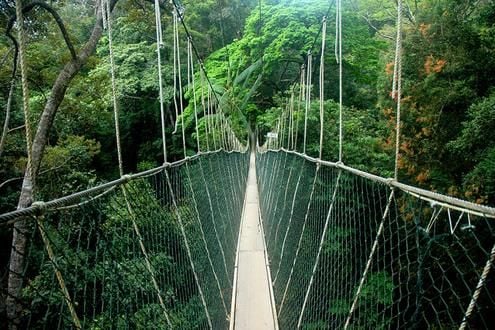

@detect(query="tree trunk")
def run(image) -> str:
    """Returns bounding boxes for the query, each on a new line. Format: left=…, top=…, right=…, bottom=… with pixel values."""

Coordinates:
left=6, top=2, right=118, bottom=328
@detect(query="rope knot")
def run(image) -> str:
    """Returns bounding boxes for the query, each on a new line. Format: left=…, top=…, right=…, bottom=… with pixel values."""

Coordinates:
left=121, top=174, right=132, bottom=182
left=32, top=201, right=47, bottom=216
left=386, top=178, right=396, bottom=187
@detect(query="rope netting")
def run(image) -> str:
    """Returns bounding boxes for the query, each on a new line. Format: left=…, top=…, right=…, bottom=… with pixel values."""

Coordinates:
left=0, top=150, right=249, bottom=329
left=256, top=150, right=495, bottom=329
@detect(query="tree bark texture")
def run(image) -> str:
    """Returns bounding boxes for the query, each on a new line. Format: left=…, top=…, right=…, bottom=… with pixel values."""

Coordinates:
left=6, top=1, right=118, bottom=328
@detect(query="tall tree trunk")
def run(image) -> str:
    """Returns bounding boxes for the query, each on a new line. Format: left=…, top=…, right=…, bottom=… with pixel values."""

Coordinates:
left=6, top=2, right=118, bottom=328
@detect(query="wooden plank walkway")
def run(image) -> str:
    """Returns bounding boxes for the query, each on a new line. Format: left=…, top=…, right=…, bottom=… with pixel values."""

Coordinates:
left=230, top=152, right=278, bottom=330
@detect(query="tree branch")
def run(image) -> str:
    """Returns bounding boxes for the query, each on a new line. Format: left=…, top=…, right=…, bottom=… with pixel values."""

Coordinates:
left=363, top=12, right=394, bottom=40
left=8, top=125, right=25, bottom=133
left=7, top=1, right=77, bottom=60
left=0, top=157, right=72, bottom=190
left=404, top=0, right=416, bottom=24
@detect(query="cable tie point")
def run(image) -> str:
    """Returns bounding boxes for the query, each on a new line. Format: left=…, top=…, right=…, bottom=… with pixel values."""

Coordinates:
left=386, top=178, right=396, bottom=187
left=32, top=201, right=47, bottom=215
left=121, top=174, right=132, bottom=182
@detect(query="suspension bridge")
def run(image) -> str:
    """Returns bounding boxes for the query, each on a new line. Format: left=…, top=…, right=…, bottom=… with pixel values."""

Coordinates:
left=1, top=0, right=495, bottom=329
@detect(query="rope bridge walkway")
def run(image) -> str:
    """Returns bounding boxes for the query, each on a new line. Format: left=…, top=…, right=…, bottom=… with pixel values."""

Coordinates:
left=2, top=0, right=495, bottom=329
left=1, top=147, right=494, bottom=329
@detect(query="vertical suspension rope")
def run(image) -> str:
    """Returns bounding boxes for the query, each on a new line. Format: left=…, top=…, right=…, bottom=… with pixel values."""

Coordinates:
left=208, top=87, right=217, bottom=150
left=154, top=0, right=167, bottom=163
left=289, top=87, right=295, bottom=150
left=337, top=0, right=343, bottom=162
left=393, top=0, right=403, bottom=180
left=104, top=0, right=123, bottom=176
left=303, top=52, right=312, bottom=154
left=318, top=17, right=327, bottom=160
left=105, top=2, right=172, bottom=325
left=281, top=109, right=286, bottom=149
left=172, top=8, right=179, bottom=134
left=188, top=39, right=201, bottom=152
left=295, top=64, right=305, bottom=151
left=174, top=8, right=187, bottom=157
left=15, top=0, right=33, bottom=182
left=200, top=68, right=210, bottom=151
left=285, top=103, right=291, bottom=150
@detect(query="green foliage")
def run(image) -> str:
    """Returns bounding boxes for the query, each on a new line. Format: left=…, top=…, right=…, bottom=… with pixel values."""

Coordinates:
left=328, top=271, right=394, bottom=329
left=38, top=135, right=100, bottom=196
left=448, top=93, right=495, bottom=204
left=259, top=98, right=393, bottom=176
left=378, top=0, right=495, bottom=200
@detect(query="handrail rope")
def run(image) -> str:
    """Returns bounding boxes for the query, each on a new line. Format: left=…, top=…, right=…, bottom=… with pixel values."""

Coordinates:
left=154, top=0, right=168, bottom=163
left=297, top=170, right=342, bottom=327
left=343, top=190, right=395, bottom=329
left=318, top=16, right=327, bottom=160
left=55, top=185, right=118, bottom=211
left=0, top=149, right=243, bottom=224
left=259, top=148, right=495, bottom=218
left=164, top=169, right=213, bottom=328
left=393, top=0, right=403, bottom=180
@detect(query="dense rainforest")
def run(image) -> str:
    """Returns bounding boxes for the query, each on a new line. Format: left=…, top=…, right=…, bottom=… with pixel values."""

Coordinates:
left=0, top=0, right=494, bottom=328
left=1, top=0, right=494, bottom=211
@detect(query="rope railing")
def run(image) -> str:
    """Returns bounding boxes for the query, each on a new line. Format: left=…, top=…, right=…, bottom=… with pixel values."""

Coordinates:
left=0, top=150, right=250, bottom=329
left=256, top=149, right=495, bottom=329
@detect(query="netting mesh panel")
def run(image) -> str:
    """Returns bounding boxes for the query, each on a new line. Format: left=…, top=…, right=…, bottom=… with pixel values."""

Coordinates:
left=1, top=151, right=249, bottom=329
left=257, top=150, right=495, bottom=329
